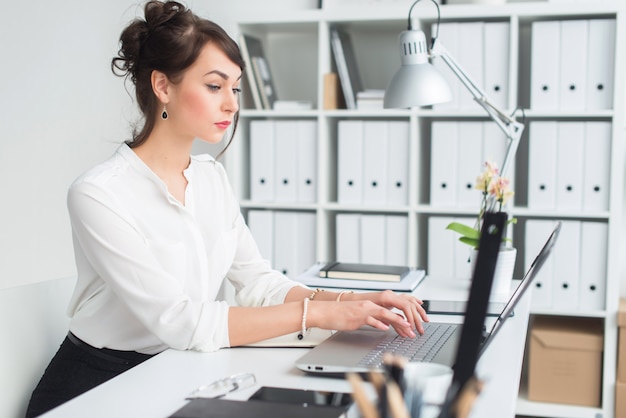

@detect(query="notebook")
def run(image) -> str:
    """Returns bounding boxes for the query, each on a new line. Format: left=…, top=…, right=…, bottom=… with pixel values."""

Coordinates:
left=295, top=215, right=561, bottom=374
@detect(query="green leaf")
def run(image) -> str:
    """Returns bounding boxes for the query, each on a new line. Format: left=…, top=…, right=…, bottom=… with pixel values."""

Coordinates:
left=459, top=236, right=480, bottom=248
left=507, top=217, right=518, bottom=226
left=446, top=222, right=480, bottom=240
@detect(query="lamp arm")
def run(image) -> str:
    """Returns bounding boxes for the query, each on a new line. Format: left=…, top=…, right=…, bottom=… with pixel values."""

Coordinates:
left=430, top=41, right=524, bottom=183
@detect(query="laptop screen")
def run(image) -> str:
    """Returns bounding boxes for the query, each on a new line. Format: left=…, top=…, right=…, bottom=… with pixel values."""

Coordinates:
left=477, top=221, right=561, bottom=358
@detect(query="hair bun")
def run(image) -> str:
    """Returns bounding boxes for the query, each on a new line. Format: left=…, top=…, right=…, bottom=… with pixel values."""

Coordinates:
left=111, top=1, right=187, bottom=79
left=144, top=1, right=186, bottom=32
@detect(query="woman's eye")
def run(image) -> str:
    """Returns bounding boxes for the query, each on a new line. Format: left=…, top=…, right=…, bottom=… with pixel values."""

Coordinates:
left=206, top=84, right=220, bottom=92
left=233, top=87, right=242, bottom=94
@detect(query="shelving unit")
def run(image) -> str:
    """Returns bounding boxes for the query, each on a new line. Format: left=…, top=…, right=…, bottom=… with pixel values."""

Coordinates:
left=227, top=2, right=626, bottom=417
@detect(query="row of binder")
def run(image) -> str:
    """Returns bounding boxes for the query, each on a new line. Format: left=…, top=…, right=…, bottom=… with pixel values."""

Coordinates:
left=246, top=210, right=316, bottom=279
left=432, top=21, right=510, bottom=111
left=336, top=213, right=408, bottom=266
left=248, top=212, right=608, bottom=310
left=525, top=219, right=607, bottom=312
left=531, top=18, right=615, bottom=111
left=249, top=120, right=317, bottom=203
left=337, top=120, right=410, bottom=206
left=528, top=121, right=611, bottom=212
left=430, top=121, right=513, bottom=209
left=430, top=120, right=612, bottom=213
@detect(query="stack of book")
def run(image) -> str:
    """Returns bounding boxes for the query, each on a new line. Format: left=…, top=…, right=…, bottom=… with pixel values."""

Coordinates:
left=356, top=89, right=385, bottom=110
left=296, top=262, right=425, bottom=292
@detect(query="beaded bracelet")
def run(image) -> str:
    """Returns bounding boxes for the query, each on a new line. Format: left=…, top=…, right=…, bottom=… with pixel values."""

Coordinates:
left=308, top=288, right=324, bottom=301
left=298, top=297, right=310, bottom=340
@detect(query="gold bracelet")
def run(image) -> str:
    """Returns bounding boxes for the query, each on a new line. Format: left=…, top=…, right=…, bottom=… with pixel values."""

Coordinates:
left=336, top=290, right=354, bottom=302
left=309, top=288, right=324, bottom=301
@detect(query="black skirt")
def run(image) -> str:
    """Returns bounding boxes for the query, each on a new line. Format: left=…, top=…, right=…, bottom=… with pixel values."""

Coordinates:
left=25, top=333, right=155, bottom=418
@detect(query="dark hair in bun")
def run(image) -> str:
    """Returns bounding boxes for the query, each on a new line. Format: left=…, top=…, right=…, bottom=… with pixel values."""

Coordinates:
left=112, top=1, right=244, bottom=152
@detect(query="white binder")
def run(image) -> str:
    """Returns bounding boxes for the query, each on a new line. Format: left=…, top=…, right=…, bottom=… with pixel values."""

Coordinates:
left=433, top=22, right=460, bottom=110
left=559, top=20, right=589, bottom=111
left=458, top=22, right=484, bottom=111
left=295, top=212, right=317, bottom=275
left=360, top=214, right=386, bottom=265
left=296, top=121, right=318, bottom=203
left=335, top=213, right=360, bottom=263
left=246, top=210, right=274, bottom=264
left=273, top=211, right=299, bottom=278
left=578, top=221, right=607, bottom=311
left=556, top=122, right=584, bottom=211
left=385, top=215, right=408, bottom=266
left=482, top=122, right=515, bottom=205
left=430, top=121, right=458, bottom=207
left=452, top=216, right=476, bottom=280
left=249, top=120, right=275, bottom=202
left=482, top=122, right=508, bottom=166
left=456, top=122, right=483, bottom=209
left=427, top=216, right=456, bottom=278
left=552, top=220, right=581, bottom=310
left=386, top=121, right=410, bottom=206
left=586, top=19, right=615, bottom=110
left=583, top=122, right=611, bottom=212
left=530, top=21, right=560, bottom=110
left=483, top=22, right=510, bottom=110
left=274, top=121, right=298, bottom=202
left=362, top=121, right=388, bottom=205
left=337, top=120, right=364, bottom=204
left=528, top=122, right=558, bottom=210
left=525, top=220, right=556, bottom=310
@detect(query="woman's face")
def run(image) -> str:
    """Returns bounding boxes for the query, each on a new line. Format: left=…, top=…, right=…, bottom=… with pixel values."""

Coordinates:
left=167, top=42, right=242, bottom=144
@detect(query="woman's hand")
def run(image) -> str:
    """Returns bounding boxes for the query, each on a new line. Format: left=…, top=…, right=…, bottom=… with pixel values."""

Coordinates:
left=306, top=290, right=428, bottom=338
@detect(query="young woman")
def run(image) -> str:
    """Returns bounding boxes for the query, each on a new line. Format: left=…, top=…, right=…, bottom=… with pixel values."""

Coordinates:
left=26, top=1, right=428, bottom=416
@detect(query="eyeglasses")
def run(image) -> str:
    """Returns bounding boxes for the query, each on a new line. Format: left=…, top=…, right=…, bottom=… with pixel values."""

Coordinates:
left=186, top=372, right=256, bottom=399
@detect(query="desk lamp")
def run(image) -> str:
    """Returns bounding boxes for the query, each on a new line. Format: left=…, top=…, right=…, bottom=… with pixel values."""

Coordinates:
left=384, top=0, right=524, bottom=208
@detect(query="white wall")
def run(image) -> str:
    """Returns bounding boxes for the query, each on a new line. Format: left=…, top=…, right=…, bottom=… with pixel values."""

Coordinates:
left=0, top=0, right=138, bottom=289
left=0, top=0, right=318, bottom=290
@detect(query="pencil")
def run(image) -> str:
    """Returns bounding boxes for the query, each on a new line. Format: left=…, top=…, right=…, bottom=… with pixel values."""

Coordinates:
left=369, top=371, right=388, bottom=418
left=386, top=380, right=411, bottom=418
left=347, top=372, right=379, bottom=418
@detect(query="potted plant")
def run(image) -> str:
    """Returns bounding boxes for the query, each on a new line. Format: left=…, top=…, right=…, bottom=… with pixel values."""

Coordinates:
left=446, top=161, right=517, bottom=294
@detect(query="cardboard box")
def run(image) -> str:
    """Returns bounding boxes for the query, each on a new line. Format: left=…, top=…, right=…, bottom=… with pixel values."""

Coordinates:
left=528, top=316, right=604, bottom=407
left=618, top=299, right=626, bottom=383
left=617, top=381, right=626, bottom=418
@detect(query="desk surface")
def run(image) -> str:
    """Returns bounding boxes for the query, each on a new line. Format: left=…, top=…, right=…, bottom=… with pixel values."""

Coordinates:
left=42, top=277, right=531, bottom=418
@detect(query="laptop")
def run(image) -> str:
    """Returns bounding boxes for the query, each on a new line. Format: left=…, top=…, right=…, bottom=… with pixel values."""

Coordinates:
left=295, top=215, right=561, bottom=375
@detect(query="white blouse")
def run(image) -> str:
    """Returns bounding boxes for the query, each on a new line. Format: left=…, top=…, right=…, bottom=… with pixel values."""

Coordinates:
left=66, top=144, right=301, bottom=354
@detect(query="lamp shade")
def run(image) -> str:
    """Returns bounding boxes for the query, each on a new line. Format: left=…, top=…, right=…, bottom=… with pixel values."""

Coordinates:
left=383, top=29, right=452, bottom=108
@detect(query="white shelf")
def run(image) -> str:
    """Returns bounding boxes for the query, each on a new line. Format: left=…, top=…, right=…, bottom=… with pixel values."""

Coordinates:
left=516, top=382, right=604, bottom=418
left=232, top=3, right=626, bottom=417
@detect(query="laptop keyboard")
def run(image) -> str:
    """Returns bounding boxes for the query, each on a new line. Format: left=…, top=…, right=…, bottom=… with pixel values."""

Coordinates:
left=357, top=323, right=457, bottom=367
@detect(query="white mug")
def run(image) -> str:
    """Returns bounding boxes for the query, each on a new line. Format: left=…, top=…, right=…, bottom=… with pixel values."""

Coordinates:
left=401, top=362, right=453, bottom=417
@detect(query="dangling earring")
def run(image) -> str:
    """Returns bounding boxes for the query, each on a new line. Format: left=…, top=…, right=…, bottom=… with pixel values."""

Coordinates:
left=161, top=105, right=168, bottom=120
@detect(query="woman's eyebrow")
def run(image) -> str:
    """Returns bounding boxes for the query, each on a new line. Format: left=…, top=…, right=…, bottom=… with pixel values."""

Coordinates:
left=204, top=69, right=229, bottom=79
left=204, top=69, right=243, bottom=81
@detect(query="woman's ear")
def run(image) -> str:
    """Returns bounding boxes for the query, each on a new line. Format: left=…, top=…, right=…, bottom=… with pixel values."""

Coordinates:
left=151, top=70, right=170, bottom=104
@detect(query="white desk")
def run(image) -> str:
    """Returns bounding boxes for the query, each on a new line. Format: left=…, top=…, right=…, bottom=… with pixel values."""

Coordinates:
left=42, top=277, right=531, bottom=418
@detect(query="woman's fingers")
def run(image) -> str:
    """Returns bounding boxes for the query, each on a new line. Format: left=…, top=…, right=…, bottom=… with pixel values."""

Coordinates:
left=369, top=306, right=416, bottom=338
